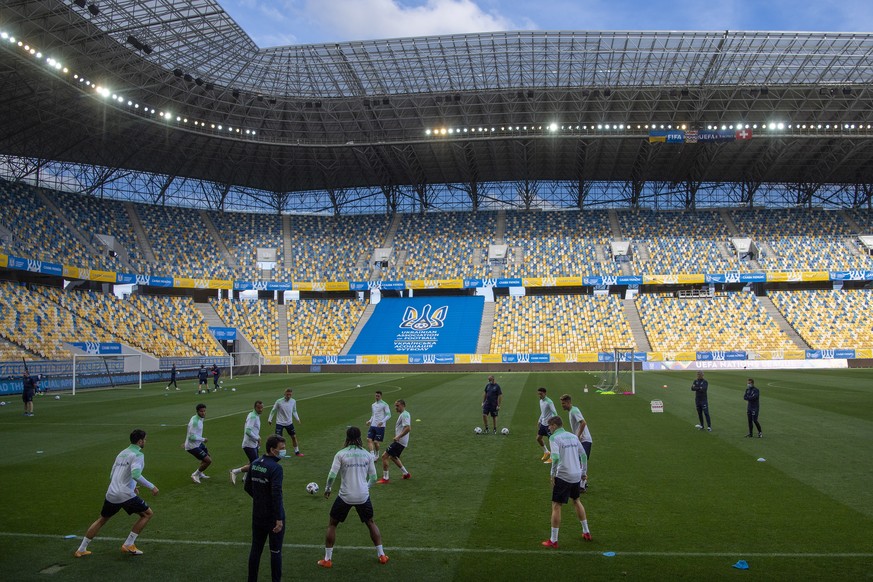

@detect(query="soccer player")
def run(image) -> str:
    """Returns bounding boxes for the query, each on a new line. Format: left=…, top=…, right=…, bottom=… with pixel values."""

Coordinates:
left=536, top=387, right=557, bottom=463
left=377, top=399, right=411, bottom=483
left=366, top=390, right=391, bottom=456
left=744, top=378, right=763, bottom=438
left=197, top=364, right=209, bottom=394
left=691, top=371, right=712, bottom=431
left=560, top=394, right=593, bottom=491
left=245, top=435, right=286, bottom=582
left=185, top=403, right=212, bottom=483
left=267, top=388, right=304, bottom=456
left=231, top=400, right=264, bottom=485
left=211, top=363, right=221, bottom=390
left=318, top=426, right=389, bottom=568
left=21, top=369, right=36, bottom=417
left=482, top=375, right=503, bottom=434
left=541, top=416, right=591, bottom=548
left=74, top=429, right=159, bottom=557
left=166, top=363, right=179, bottom=391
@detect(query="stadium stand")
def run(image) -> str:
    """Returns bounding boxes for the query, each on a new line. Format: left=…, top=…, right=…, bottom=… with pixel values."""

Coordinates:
left=274, top=214, right=390, bottom=282
left=135, top=203, right=233, bottom=279
left=128, top=295, right=224, bottom=356
left=386, top=211, right=497, bottom=279
left=0, top=336, right=32, bottom=361
left=211, top=299, right=279, bottom=356
left=769, top=289, right=873, bottom=349
left=286, top=299, right=366, bottom=355
left=208, top=210, right=283, bottom=280
left=0, top=181, right=95, bottom=268
left=617, top=209, right=739, bottom=274
left=503, top=210, right=620, bottom=277
left=637, top=292, right=796, bottom=352
left=490, top=294, right=635, bottom=353
left=731, top=208, right=873, bottom=271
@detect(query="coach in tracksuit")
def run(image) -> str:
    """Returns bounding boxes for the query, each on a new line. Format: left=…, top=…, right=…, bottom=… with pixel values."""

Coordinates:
left=744, top=378, right=763, bottom=438
left=244, top=435, right=286, bottom=582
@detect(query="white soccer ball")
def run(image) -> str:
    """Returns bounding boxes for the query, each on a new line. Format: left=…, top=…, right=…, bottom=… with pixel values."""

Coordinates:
left=219, top=380, right=224, bottom=385
left=474, top=427, right=482, bottom=434
left=0, top=401, right=6, bottom=406
left=54, top=395, right=60, bottom=400
left=501, top=428, right=510, bottom=435
left=306, top=482, right=319, bottom=494
left=231, top=388, right=236, bottom=392
left=356, top=384, right=361, bottom=388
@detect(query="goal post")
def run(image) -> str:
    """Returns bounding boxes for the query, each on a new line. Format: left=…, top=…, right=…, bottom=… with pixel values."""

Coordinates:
left=72, top=353, right=144, bottom=395
left=230, top=351, right=263, bottom=379
left=597, top=347, right=636, bottom=394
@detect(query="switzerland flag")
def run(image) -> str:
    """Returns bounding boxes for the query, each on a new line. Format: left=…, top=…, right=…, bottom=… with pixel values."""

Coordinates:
left=735, top=128, right=753, bottom=140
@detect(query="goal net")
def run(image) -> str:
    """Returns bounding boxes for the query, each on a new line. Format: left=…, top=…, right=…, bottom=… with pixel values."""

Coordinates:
left=596, top=347, right=636, bottom=394
left=72, top=354, right=145, bottom=395
left=230, top=351, right=263, bottom=379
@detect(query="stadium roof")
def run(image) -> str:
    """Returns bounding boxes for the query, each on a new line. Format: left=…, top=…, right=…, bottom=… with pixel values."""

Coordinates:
left=1, top=0, right=873, bottom=212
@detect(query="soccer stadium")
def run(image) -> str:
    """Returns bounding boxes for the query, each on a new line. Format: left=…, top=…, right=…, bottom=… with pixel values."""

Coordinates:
left=1, top=1, right=872, bottom=580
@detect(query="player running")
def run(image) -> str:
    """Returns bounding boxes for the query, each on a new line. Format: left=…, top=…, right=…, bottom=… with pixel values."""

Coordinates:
left=377, top=400, right=411, bottom=483
left=268, top=388, right=304, bottom=457
left=366, top=391, right=392, bottom=456
left=536, top=387, right=558, bottom=463
left=185, top=403, right=212, bottom=483
left=560, top=394, right=593, bottom=491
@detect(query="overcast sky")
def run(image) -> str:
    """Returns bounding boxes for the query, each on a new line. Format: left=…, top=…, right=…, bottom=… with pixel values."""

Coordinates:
left=217, top=0, right=873, bottom=47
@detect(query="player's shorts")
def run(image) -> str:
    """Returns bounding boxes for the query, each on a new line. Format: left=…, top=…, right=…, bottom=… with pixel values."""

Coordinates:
left=243, top=446, right=259, bottom=463
left=482, top=403, right=499, bottom=417
left=385, top=442, right=406, bottom=458
left=582, top=441, right=592, bottom=459
left=186, top=443, right=209, bottom=460
left=198, top=378, right=208, bottom=385
left=330, top=496, right=374, bottom=523
left=275, top=423, right=296, bottom=437
left=537, top=423, right=551, bottom=437
left=367, top=426, right=386, bottom=442
left=747, top=408, right=759, bottom=419
left=552, top=477, right=582, bottom=504
left=101, top=496, right=149, bottom=518
left=22, top=390, right=34, bottom=403
left=695, top=400, right=709, bottom=412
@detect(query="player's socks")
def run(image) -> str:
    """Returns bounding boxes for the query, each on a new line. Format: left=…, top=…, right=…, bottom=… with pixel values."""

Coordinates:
left=383, top=471, right=389, bottom=480
left=124, top=532, right=138, bottom=546
left=325, top=547, right=333, bottom=560
left=550, top=527, right=559, bottom=543
left=400, top=466, right=409, bottom=476
left=77, top=537, right=92, bottom=553
left=581, top=520, right=589, bottom=534
left=375, top=545, right=384, bottom=557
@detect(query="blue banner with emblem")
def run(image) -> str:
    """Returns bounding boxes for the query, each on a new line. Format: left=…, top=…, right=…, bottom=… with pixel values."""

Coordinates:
left=7, top=255, right=64, bottom=276
left=806, top=349, right=855, bottom=359
left=209, top=327, right=237, bottom=340
left=829, top=271, right=873, bottom=281
left=68, top=342, right=122, bottom=355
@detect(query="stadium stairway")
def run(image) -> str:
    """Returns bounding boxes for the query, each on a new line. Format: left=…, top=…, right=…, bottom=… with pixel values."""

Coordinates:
left=716, top=241, right=735, bottom=261
left=382, top=214, right=402, bottom=247
left=340, top=303, right=376, bottom=355
left=476, top=301, right=495, bottom=353
left=495, top=209, right=506, bottom=243
left=622, top=298, right=651, bottom=352
left=608, top=210, right=622, bottom=239
left=757, top=295, right=810, bottom=350
left=125, top=202, right=157, bottom=264
left=277, top=303, right=289, bottom=357
left=281, top=215, right=292, bottom=273
left=840, top=209, right=863, bottom=233
left=35, top=189, right=109, bottom=266
left=193, top=302, right=240, bottom=355
left=719, top=208, right=741, bottom=237
left=199, top=210, right=237, bottom=274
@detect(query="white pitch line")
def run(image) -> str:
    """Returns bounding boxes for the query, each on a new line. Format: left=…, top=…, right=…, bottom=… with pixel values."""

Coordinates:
left=1, top=532, right=871, bottom=558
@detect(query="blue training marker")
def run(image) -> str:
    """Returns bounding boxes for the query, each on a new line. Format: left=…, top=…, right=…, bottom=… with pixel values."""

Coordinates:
left=732, top=560, right=750, bottom=570
left=603, top=551, right=616, bottom=557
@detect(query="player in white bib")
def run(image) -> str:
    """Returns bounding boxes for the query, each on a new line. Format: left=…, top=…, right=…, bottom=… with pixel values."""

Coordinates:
left=317, top=426, right=388, bottom=568
left=74, top=429, right=159, bottom=557
left=377, top=399, right=411, bottom=483
left=230, top=400, right=264, bottom=485
left=184, top=403, right=211, bottom=483
left=536, top=387, right=558, bottom=463
left=541, top=416, right=591, bottom=548
left=366, top=390, right=392, bottom=456
left=268, top=388, right=304, bottom=456
left=560, top=394, right=593, bottom=491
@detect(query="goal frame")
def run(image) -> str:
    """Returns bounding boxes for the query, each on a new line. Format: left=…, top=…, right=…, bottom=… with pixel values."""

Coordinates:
left=598, top=347, right=636, bottom=394
left=230, top=351, right=263, bottom=379
left=72, top=353, right=143, bottom=395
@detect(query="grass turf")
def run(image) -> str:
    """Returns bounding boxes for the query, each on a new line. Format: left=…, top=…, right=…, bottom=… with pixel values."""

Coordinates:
left=0, top=369, right=872, bottom=581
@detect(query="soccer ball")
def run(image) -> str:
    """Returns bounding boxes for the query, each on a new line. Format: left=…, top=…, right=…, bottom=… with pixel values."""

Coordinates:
left=54, top=395, right=60, bottom=400
left=474, top=427, right=483, bottom=434
left=231, top=388, right=237, bottom=392
left=219, top=380, right=224, bottom=385
left=356, top=384, right=361, bottom=388
left=306, top=482, right=319, bottom=494
left=501, top=428, right=510, bottom=435
left=0, top=401, right=6, bottom=406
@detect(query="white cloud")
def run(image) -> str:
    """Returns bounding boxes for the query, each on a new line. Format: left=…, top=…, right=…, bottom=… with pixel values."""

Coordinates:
left=303, top=0, right=518, bottom=42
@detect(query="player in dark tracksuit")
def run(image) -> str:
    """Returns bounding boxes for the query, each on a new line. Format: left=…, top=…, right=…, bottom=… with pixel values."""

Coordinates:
left=22, top=371, right=36, bottom=416
left=244, top=436, right=286, bottom=582
left=691, top=371, right=712, bottom=431
left=166, top=364, right=178, bottom=390
left=197, top=365, right=209, bottom=394
left=744, top=378, right=763, bottom=438
left=211, top=364, right=221, bottom=390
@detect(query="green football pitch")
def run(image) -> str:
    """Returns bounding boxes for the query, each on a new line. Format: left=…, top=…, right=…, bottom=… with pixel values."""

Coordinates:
left=1, top=369, right=872, bottom=581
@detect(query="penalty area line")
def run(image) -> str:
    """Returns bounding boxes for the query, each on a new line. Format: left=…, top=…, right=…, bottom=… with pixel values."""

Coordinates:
left=1, top=533, right=871, bottom=558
